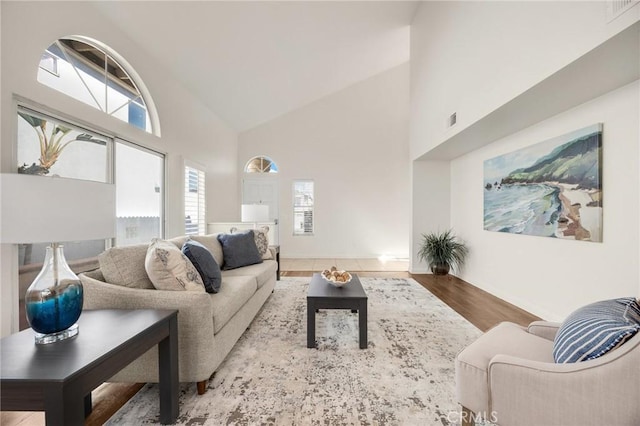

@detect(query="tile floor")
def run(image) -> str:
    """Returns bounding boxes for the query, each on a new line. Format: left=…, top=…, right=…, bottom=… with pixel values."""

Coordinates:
left=280, top=258, right=409, bottom=272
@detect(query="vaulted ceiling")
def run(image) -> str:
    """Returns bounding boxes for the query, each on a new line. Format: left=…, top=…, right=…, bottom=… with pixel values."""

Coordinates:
left=92, top=1, right=418, bottom=131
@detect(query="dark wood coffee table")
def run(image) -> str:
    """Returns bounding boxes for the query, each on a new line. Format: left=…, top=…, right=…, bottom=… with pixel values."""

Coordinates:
left=307, top=273, right=368, bottom=349
left=0, top=309, right=179, bottom=425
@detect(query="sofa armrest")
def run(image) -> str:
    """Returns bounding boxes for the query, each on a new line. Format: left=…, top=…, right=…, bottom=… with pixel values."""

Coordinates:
left=526, top=320, right=562, bottom=341
left=80, top=273, right=215, bottom=369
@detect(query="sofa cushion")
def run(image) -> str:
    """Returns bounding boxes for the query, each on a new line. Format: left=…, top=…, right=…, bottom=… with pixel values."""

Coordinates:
left=190, top=234, right=224, bottom=266
left=553, top=297, right=640, bottom=363
left=167, top=235, right=188, bottom=248
left=221, top=260, right=277, bottom=289
left=145, top=239, right=205, bottom=292
left=253, top=226, right=273, bottom=260
left=233, top=226, right=272, bottom=260
left=182, top=239, right=222, bottom=293
left=209, top=275, right=257, bottom=333
left=217, top=231, right=263, bottom=270
left=98, top=243, right=154, bottom=289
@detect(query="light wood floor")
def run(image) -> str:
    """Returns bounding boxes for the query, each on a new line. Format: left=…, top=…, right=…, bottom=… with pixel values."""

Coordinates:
left=2, top=269, right=539, bottom=426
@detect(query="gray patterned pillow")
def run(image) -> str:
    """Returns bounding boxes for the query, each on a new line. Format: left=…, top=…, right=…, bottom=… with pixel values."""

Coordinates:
left=254, top=226, right=272, bottom=260
left=145, top=238, right=205, bottom=292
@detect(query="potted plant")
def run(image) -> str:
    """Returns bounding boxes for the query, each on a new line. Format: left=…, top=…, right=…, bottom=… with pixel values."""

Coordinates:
left=418, top=229, right=468, bottom=275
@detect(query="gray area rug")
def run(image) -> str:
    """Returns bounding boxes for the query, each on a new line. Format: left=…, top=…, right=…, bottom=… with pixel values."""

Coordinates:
left=106, top=277, right=482, bottom=425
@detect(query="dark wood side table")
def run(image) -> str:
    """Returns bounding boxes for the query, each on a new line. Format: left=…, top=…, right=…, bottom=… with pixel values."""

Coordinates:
left=0, top=309, right=179, bottom=425
left=270, top=245, right=280, bottom=280
left=307, top=273, right=368, bottom=349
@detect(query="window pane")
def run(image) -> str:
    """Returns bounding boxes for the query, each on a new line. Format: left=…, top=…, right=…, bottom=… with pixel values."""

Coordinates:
left=39, top=52, right=58, bottom=76
left=185, top=166, right=205, bottom=235
left=293, top=181, right=314, bottom=235
left=116, top=142, right=164, bottom=246
left=245, top=156, right=279, bottom=173
left=37, top=39, right=153, bottom=134
left=17, top=109, right=109, bottom=182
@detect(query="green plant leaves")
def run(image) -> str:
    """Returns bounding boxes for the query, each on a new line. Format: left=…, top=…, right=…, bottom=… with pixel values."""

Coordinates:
left=418, top=229, right=468, bottom=273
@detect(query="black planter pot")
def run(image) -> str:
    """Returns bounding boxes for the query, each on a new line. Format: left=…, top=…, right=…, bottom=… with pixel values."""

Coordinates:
left=430, top=263, right=450, bottom=275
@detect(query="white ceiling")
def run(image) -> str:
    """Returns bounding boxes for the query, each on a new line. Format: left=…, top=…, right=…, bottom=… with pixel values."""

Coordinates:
left=92, top=1, right=418, bottom=132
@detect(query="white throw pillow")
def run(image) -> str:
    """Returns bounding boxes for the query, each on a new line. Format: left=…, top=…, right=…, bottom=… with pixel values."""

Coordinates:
left=145, top=238, right=205, bottom=292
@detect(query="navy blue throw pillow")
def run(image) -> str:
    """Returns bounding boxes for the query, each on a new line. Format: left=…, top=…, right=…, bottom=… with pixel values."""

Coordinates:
left=217, top=230, right=263, bottom=270
left=553, top=297, right=640, bottom=363
left=182, top=239, right=222, bottom=293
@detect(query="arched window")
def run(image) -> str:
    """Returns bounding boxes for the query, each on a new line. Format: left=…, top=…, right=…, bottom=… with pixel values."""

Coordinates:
left=37, top=37, right=160, bottom=136
left=245, top=156, right=279, bottom=173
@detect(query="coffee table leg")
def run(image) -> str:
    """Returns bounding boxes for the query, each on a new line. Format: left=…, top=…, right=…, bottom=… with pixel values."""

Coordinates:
left=159, top=315, right=179, bottom=424
left=359, top=301, right=367, bottom=349
left=84, top=393, right=92, bottom=417
left=43, top=385, right=84, bottom=426
left=307, top=299, right=316, bottom=348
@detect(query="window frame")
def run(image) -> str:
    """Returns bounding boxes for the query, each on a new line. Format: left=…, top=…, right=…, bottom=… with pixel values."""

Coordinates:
left=16, top=101, right=167, bottom=249
left=292, top=180, right=314, bottom=236
left=36, top=36, right=161, bottom=136
left=244, top=155, right=279, bottom=174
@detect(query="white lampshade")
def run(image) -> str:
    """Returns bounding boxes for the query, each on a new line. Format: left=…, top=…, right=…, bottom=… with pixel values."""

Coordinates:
left=241, top=204, right=269, bottom=223
left=0, top=174, right=116, bottom=243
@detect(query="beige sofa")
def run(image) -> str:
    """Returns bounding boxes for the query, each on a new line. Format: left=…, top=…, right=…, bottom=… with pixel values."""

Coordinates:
left=79, top=234, right=277, bottom=394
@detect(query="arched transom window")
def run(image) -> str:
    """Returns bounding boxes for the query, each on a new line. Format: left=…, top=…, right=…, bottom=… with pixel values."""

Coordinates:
left=37, top=37, right=160, bottom=135
left=245, top=156, right=279, bottom=173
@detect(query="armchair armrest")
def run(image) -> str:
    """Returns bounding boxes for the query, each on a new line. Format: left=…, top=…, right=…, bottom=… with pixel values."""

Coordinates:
left=487, top=335, right=640, bottom=426
left=527, top=320, right=562, bottom=341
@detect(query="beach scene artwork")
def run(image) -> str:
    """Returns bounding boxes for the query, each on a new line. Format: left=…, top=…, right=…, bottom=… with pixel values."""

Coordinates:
left=484, top=124, right=603, bottom=242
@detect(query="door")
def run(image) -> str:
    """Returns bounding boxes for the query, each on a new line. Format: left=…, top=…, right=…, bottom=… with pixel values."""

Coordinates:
left=242, top=177, right=279, bottom=222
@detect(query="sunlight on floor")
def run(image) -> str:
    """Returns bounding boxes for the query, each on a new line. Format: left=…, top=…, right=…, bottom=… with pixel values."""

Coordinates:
left=280, top=258, right=409, bottom=272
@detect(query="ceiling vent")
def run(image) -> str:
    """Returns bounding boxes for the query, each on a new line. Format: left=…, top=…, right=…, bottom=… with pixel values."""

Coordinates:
left=606, top=0, right=639, bottom=22
left=448, top=112, right=457, bottom=128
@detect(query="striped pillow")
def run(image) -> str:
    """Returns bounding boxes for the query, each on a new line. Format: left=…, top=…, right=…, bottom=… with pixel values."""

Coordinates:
left=553, top=297, right=640, bottom=363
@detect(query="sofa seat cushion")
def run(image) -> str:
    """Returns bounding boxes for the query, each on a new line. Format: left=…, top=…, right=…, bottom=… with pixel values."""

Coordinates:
left=455, top=322, right=554, bottom=414
left=210, top=275, right=257, bottom=333
left=98, top=243, right=154, bottom=289
left=221, top=260, right=277, bottom=289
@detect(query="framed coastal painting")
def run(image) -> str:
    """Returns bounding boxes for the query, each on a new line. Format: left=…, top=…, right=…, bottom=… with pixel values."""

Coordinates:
left=483, top=124, right=603, bottom=242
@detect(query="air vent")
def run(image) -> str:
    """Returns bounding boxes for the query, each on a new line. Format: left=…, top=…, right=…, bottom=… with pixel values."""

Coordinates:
left=448, top=112, right=457, bottom=128
left=606, top=0, right=639, bottom=22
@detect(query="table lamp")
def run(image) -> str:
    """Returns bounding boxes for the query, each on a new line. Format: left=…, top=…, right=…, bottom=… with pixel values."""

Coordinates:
left=241, top=204, right=269, bottom=229
left=0, top=174, right=115, bottom=344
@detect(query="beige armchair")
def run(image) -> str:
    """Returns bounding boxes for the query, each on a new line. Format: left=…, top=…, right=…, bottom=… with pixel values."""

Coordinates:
left=455, top=320, right=640, bottom=426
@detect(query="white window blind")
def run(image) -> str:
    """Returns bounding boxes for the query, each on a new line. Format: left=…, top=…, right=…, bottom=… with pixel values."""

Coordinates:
left=293, top=180, right=314, bottom=235
left=185, top=165, right=205, bottom=235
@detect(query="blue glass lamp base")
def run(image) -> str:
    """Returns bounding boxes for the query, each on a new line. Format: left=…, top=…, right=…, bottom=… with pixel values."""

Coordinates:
left=34, top=323, right=79, bottom=344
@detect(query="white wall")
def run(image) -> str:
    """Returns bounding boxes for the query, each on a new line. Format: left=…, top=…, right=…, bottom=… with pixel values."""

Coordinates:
left=410, top=160, right=451, bottom=273
left=0, top=1, right=239, bottom=335
left=239, top=64, right=410, bottom=259
left=451, top=82, right=639, bottom=321
left=409, top=1, right=640, bottom=320
left=410, top=1, right=639, bottom=160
